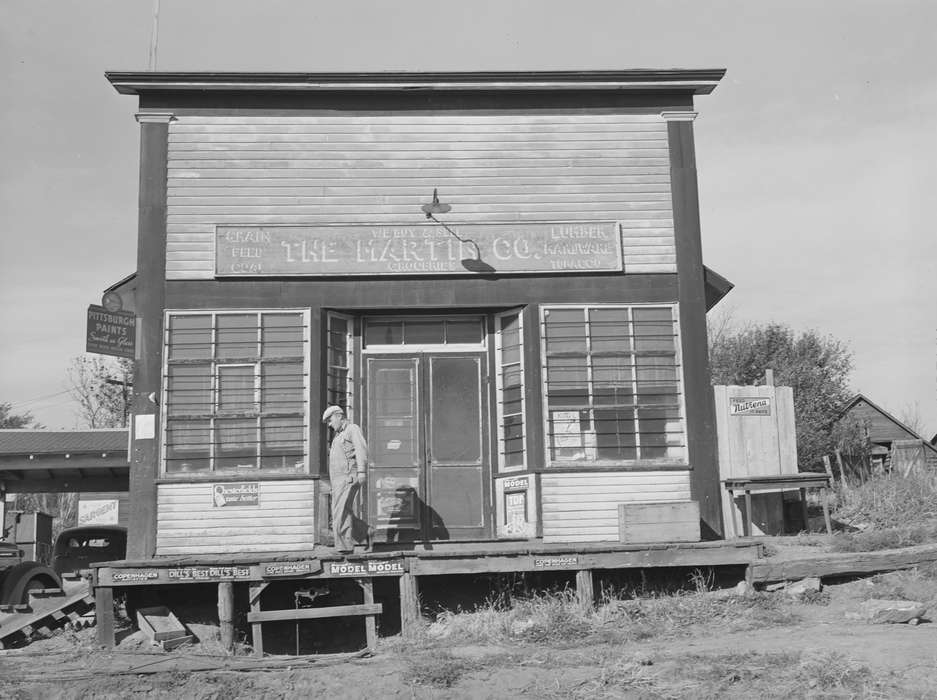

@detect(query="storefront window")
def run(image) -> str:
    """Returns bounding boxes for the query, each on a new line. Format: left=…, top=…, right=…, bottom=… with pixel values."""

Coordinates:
left=541, top=305, right=686, bottom=466
left=326, top=312, right=355, bottom=419
left=495, top=310, right=526, bottom=470
left=163, top=310, right=309, bottom=475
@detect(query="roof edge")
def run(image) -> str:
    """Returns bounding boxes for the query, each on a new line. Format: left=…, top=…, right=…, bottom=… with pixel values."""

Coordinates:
left=838, top=394, right=937, bottom=455
left=104, top=69, right=726, bottom=96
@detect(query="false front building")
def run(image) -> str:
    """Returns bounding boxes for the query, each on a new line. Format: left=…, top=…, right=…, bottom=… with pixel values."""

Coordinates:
left=106, top=70, right=732, bottom=561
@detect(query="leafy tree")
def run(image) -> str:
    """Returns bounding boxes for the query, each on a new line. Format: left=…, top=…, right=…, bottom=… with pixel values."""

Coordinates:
left=66, top=355, right=133, bottom=428
left=0, top=402, right=42, bottom=429
left=708, top=319, right=853, bottom=472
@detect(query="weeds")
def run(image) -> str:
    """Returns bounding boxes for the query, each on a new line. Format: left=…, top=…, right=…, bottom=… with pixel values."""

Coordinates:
left=421, top=585, right=795, bottom=649
left=529, top=650, right=896, bottom=699
left=829, top=524, right=937, bottom=553
left=401, top=652, right=470, bottom=688
left=835, top=470, right=937, bottom=530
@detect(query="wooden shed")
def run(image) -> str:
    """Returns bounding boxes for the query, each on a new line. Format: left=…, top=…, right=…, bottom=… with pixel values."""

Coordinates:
left=837, top=394, right=937, bottom=474
left=94, top=70, right=759, bottom=650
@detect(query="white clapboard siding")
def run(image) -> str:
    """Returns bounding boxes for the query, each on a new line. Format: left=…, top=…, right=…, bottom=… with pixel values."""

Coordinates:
left=541, top=471, right=691, bottom=543
left=156, top=480, right=316, bottom=555
left=165, top=114, right=675, bottom=279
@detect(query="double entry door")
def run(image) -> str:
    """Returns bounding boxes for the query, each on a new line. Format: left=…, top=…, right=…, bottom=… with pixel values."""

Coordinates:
left=365, top=353, right=489, bottom=542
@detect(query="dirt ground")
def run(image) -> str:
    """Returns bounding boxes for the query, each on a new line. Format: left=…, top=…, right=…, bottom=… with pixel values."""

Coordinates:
left=1, top=570, right=935, bottom=700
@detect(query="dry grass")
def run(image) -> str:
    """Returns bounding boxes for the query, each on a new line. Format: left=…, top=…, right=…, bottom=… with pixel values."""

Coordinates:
left=857, top=564, right=937, bottom=609
left=829, top=524, right=937, bottom=553
left=835, top=470, right=937, bottom=530
left=528, top=650, right=900, bottom=700
left=420, top=585, right=794, bottom=648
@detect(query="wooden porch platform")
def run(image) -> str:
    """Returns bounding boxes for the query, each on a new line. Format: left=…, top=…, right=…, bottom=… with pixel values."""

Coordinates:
left=92, top=539, right=765, bottom=654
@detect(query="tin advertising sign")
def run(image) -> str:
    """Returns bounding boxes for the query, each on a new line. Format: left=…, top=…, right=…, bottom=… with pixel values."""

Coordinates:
left=215, top=222, right=622, bottom=277
left=86, top=305, right=135, bottom=359
left=729, top=397, right=773, bottom=417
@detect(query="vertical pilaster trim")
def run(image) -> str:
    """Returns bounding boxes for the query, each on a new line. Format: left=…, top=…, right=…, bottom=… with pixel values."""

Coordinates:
left=128, top=111, right=172, bottom=559
left=667, top=118, right=723, bottom=539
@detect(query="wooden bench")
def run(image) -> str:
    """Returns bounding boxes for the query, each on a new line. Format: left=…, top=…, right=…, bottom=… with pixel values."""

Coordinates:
left=723, top=473, right=833, bottom=537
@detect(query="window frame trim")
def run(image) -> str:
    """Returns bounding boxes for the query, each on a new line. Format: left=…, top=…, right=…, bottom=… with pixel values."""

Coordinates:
left=160, top=308, right=311, bottom=478
left=538, top=302, right=689, bottom=469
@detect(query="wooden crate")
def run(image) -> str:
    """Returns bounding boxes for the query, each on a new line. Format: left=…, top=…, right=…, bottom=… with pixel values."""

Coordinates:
left=618, top=502, right=700, bottom=544
left=136, top=606, right=188, bottom=644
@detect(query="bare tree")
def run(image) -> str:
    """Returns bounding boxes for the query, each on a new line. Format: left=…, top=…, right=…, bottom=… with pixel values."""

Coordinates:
left=898, top=401, right=926, bottom=436
left=66, top=355, right=133, bottom=428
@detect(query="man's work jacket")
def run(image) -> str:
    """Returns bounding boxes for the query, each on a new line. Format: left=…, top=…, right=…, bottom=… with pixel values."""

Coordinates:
left=328, top=421, right=368, bottom=485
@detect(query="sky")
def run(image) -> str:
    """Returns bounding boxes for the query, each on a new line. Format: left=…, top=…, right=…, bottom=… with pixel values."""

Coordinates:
left=1, top=0, right=935, bottom=438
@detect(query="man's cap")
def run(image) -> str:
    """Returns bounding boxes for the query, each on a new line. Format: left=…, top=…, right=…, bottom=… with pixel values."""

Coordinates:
left=322, top=405, right=344, bottom=423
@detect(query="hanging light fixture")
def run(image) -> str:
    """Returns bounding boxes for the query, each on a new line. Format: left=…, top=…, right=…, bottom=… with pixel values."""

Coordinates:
left=419, top=189, right=495, bottom=274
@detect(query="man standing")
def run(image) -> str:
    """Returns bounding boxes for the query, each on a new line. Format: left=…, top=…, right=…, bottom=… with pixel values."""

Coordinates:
left=323, top=405, right=368, bottom=553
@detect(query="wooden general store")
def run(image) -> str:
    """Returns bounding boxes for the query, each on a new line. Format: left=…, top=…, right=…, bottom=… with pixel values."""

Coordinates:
left=93, top=69, right=760, bottom=652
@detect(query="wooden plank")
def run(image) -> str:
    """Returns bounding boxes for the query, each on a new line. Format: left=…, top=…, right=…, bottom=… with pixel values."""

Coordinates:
left=156, top=542, right=311, bottom=556
left=750, top=543, right=937, bottom=583
left=575, top=570, right=594, bottom=611
left=398, top=572, right=420, bottom=638
left=218, top=582, right=235, bottom=654
left=359, top=579, right=377, bottom=651
left=249, top=583, right=265, bottom=658
left=95, top=586, right=114, bottom=649
left=409, top=545, right=761, bottom=576
left=247, top=603, right=382, bottom=623
left=542, top=492, right=691, bottom=505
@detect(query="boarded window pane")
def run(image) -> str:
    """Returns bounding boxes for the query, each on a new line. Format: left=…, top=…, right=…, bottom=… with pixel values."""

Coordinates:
left=262, top=362, right=304, bottom=413
left=218, top=366, right=254, bottom=413
left=634, top=307, right=676, bottom=353
left=446, top=318, right=483, bottom=344
left=544, top=308, right=586, bottom=354
left=167, top=365, right=211, bottom=415
left=165, top=419, right=210, bottom=472
left=261, top=418, right=304, bottom=470
left=589, top=308, right=630, bottom=353
left=546, top=357, right=588, bottom=407
left=262, top=313, right=303, bottom=357
left=365, top=320, right=402, bottom=345
left=594, top=409, right=638, bottom=460
left=217, top=314, right=257, bottom=359
left=404, top=319, right=445, bottom=344
left=168, top=315, right=211, bottom=360
left=216, top=418, right=257, bottom=469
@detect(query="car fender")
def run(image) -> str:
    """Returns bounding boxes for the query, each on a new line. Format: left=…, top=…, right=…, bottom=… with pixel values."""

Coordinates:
left=0, top=563, right=62, bottom=605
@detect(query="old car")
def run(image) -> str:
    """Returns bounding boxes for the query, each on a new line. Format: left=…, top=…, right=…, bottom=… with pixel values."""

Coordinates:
left=52, top=525, right=127, bottom=576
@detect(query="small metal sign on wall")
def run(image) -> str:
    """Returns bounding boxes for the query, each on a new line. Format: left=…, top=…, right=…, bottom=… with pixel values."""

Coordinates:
left=215, top=222, right=623, bottom=276
left=729, top=397, right=772, bottom=416
left=86, top=305, right=135, bottom=359
left=212, top=482, right=260, bottom=507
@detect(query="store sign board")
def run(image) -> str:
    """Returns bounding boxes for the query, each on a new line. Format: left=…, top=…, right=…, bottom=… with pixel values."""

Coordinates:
left=262, top=561, right=322, bottom=578
left=167, top=566, right=252, bottom=582
left=86, top=305, right=135, bottom=359
left=328, top=559, right=405, bottom=577
left=215, top=222, right=622, bottom=276
left=77, top=499, right=119, bottom=526
left=729, top=397, right=772, bottom=417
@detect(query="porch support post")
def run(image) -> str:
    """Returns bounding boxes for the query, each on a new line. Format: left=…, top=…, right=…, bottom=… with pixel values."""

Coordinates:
left=218, top=581, right=235, bottom=654
left=575, top=569, right=595, bottom=611
left=399, top=572, right=420, bottom=637
left=95, top=583, right=115, bottom=649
